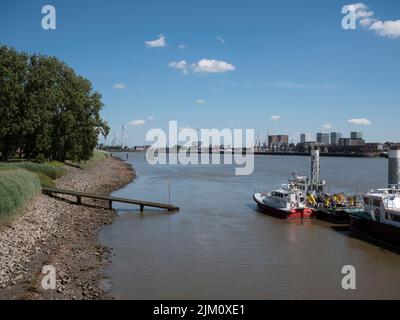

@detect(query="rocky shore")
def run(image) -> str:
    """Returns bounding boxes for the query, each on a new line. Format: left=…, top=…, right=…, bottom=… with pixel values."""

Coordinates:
left=0, top=156, right=135, bottom=300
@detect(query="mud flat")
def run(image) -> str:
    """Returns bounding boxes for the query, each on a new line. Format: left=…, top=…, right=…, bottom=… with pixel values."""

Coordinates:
left=0, top=156, right=134, bottom=300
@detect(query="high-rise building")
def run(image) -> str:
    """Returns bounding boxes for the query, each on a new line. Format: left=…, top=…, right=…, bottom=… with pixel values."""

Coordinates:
left=300, top=133, right=312, bottom=143
left=316, top=132, right=330, bottom=145
left=330, top=132, right=342, bottom=145
left=350, top=132, right=363, bottom=140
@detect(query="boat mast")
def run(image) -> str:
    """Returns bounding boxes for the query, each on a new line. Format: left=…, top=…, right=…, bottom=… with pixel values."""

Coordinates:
left=310, top=147, right=320, bottom=185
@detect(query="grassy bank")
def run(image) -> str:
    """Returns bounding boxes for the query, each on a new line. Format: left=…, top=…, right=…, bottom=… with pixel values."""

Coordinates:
left=67, top=149, right=109, bottom=168
left=0, top=150, right=107, bottom=220
left=0, top=169, right=41, bottom=220
left=0, top=162, right=66, bottom=220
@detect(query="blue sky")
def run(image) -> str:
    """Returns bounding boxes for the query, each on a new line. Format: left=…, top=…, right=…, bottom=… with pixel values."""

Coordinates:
left=1, top=0, right=399, bottom=145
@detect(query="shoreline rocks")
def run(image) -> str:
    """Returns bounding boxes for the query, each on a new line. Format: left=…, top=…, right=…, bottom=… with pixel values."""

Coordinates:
left=0, top=157, right=134, bottom=300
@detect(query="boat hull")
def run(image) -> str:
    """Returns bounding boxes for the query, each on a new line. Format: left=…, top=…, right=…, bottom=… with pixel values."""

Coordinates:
left=350, top=215, right=400, bottom=247
left=253, top=194, right=315, bottom=219
left=316, top=207, right=354, bottom=224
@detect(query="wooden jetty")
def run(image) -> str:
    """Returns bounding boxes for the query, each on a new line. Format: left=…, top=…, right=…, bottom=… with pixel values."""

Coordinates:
left=42, top=187, right=179, bottom=212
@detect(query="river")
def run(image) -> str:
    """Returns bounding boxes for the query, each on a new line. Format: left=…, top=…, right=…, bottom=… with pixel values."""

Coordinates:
left=99, top=152, right=400, bottom=299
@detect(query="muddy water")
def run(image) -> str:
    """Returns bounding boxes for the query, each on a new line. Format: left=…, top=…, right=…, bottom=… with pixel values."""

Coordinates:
left=100, top=153, right=400, bottom=299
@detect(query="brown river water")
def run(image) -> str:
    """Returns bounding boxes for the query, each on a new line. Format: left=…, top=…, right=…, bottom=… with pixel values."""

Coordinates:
left=99, top=152, right=400, bottom=299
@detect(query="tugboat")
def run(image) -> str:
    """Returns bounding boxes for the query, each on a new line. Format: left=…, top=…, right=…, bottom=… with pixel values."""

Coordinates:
left=253, top=148, right=324, bottom=219
left=253, top=183, right=315, bottom=219
left=348, top=148, right=400, bottom=246
left=254, top=148, right=363, bottom=221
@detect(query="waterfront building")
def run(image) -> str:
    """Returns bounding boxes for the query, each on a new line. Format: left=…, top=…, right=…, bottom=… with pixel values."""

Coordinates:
left=339, top=138, right=365, bottom=146
left=316, top=132, right=330, bottom=145
left=351, top=131, right=363, bottom=140
left=330, top=132, right=342, bottom=145
left=300, top=133, right=312, bottom=143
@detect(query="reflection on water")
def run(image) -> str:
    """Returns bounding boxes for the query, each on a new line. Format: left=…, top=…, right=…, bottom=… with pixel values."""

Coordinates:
left=99, top=153, right=400, bottom=299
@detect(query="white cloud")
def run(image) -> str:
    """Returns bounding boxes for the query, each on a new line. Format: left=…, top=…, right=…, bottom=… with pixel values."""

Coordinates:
left=346, top=3, right=400, bottom=38
left=148, top=116, right=155, bottom=121
left=145, top=34, right=166, bottom=48
left=270, top=115, right=281, bottom=121
left=348, top=118, right=371, bottom=125
left=323, top=124, right=333, bottom=129
left=113, top=83, right=126, bottom=89
left=369, top=20, right=400, bottom=39
left=128, top=119, right=146, bottom=126
left=168, top=60, right=189, bottom=74
left=217, top=36, right=225, bottom=44
left=178, top=44, right=187, bottom=49
left=191, top=59, right=236, bottom=74
left=195, top=99, right=206, bottom=105
left=169, top=59, right=236, bottom=74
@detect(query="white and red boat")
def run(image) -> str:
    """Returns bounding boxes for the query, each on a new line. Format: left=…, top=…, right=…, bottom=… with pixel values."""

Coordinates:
left=253, top=184, right=315, bottom=219
left=253, top=148, right=324, bottom=219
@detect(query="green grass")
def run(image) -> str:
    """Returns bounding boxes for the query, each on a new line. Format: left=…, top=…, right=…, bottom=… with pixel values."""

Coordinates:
left=48, top=161, right=64, bottom=167
left=0, top=169, right=41, bottom=219
left=91, top=149, right=109, bottom=161
left=0, top=162, right=66, bottom=179
left=36, top=172, right=56, bottom=188
left=67, top=149, right=109, bottom=168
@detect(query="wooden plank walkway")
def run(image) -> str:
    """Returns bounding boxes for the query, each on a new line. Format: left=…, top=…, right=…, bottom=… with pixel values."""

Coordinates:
left=42, top=187, right=179, bottom=212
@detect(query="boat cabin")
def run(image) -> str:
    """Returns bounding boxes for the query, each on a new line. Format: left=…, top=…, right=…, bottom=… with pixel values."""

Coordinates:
left=363, top=190, right=400, bottom=225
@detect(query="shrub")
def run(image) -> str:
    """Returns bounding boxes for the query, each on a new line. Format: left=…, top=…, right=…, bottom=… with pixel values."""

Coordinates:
left=92, top=150, right=109, bottom=161
left=36, top=172, right=55, bottom=188
left=0, top=169, right=41, bottom=219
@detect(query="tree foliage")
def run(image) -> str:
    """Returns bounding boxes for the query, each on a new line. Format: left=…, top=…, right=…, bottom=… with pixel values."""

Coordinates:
left=0, top=46, right=109, bottom=162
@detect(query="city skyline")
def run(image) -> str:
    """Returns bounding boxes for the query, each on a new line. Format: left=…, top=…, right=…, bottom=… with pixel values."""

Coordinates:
left=1, top=0, right=399, bottom=145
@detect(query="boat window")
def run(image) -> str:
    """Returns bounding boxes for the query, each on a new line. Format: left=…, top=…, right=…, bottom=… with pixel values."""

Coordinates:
left=300, top=197, right=305, bottom=203
left=391, top=214, right=400, bottom=223
left=363, top=197, right=369, bottom=205
left=373, top=199, right=381, bottom=207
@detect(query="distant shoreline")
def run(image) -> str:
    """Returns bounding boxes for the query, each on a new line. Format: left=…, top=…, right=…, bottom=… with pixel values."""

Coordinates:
left=104, top=150, right=387, bottom=159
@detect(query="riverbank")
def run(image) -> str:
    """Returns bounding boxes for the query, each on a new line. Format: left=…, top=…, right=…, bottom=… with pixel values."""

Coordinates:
left=0, top=156, right=135, bottom=300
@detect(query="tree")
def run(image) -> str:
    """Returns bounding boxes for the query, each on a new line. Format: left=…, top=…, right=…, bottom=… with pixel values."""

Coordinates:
left=0, top=46, right=29, bottom=160
left=0, top=46, right=110, bottom=162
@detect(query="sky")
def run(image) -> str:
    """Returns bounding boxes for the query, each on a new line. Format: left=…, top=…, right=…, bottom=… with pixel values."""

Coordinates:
left=0, top=0, right=399, bottom=146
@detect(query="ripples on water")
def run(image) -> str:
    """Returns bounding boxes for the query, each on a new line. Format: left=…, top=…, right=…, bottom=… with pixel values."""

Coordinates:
left=100, top=153, right=400, bottom=299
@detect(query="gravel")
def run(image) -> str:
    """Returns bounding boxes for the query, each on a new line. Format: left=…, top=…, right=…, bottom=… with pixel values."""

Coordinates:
left=0, top=157, right=134, bottom=299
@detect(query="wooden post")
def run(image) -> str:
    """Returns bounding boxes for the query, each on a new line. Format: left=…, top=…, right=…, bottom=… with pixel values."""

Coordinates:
left=109, top=200, right=113, bottom=210
left=140, top=204, right=144, bottom=212
left=77, top=196, right=81, bottom=205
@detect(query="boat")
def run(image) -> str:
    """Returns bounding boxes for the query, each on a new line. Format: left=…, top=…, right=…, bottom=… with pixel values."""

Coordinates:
left=313, top=193, right=364, bottom=224
left=253, top=147, right=362, bottom=221
left=253, top=149, right=323, bottom=219
left=349, top=186, right=400, bottom=246
left=253, top=184, right=315, bottom=219
left=291, top=148, right=362, bottom=223
left=348, top=148, right=400, bottom=246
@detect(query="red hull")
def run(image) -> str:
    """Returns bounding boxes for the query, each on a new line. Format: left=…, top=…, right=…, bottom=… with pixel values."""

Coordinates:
left=254, top=195, right=315, bottom=219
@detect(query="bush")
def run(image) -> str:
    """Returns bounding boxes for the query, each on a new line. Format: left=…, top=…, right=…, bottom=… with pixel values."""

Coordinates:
left=0, top=169, right=41, bottom=219
left=36, top=172, right=55, bottom=188
left=92, top=150, right=109, bottom=161
left=0, top=162, right=66, bottom=179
